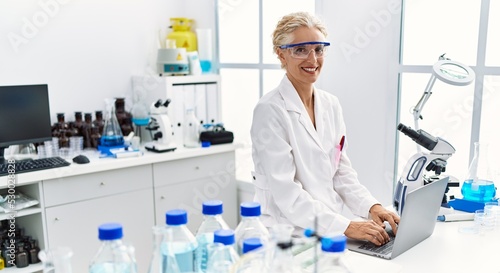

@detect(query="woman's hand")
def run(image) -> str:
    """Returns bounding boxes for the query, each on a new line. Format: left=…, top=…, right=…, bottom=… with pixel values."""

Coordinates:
left=344, top=220, right=391, bottom=246
left=369, top=204, right=400, bottom=235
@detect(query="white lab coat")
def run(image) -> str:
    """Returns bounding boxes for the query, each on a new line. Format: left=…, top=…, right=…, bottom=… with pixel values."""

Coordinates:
left=251, top=74, right=379, bottom=236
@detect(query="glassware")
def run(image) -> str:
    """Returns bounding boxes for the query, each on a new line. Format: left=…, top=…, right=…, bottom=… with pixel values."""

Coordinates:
left=101, top=99, right=125, bottom=147
left=196, top=200, right=230, bottom=273
left=461, top=142, right=497, bottom=202
left=206, top=229, right=239, bottom=273
left=317, top=236, right=352, bottom=273
left=38, top=246, right=74, bottom=273
left=234, top=202, right=269, bottom=255
left=93, top=110, right=105, bottom=136
left=89, top=223, right=137, bottom=273
left=165, top=209, right=198, bottom=273
left=115, top=98, right=134, bottom=136
left=147, top=226, right=180, bottom=273
left=184, top=109, right=200, bottom=148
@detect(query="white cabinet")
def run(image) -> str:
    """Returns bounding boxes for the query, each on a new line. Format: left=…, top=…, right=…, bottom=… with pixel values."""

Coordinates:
left=43, top=165, right=154, bottom=273
left=152, top=151, right=238, bottom=232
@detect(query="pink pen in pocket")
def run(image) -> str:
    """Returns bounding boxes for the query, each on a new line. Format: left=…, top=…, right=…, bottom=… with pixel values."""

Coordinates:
left=334, top=135, right=345, bottom=168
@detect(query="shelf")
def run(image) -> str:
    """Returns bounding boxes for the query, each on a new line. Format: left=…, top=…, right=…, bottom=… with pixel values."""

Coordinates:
left=3, top=263, right=43, bottom=273
left=0, top=207, right=42, bottom=221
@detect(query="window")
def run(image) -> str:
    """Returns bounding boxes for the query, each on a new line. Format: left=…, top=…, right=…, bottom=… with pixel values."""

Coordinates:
left=398, top=0, right=500, bottom=186
left=216, top=0, right=315, bottom=180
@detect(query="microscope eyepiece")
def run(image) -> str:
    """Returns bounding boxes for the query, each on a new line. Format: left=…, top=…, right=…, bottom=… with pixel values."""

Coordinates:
left=397, top=123, right=438, bottom=151
left=154, top=99, right=163, bottom=108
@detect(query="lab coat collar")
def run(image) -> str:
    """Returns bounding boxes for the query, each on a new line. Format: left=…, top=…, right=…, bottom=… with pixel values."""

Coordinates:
left=279, top=75, right=326, bottom=152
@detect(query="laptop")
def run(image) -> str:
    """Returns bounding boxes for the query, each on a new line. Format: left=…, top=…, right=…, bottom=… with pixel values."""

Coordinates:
left=347, top=176, right=449, bottom=260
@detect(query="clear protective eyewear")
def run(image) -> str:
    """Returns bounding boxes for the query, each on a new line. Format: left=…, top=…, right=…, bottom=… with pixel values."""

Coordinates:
left=279, top=41, right=331, bottom=59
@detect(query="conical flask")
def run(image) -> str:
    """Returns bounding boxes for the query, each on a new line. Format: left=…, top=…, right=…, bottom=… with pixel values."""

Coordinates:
left=101, top=99, right=124, bottom=147
left=148, top=226, right=180, bottom=273
left=461, top=142, right=496, bottom=202
left=38, top=247, right=73, bottom=273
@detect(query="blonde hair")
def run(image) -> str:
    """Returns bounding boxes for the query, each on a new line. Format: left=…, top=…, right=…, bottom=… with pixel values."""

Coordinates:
left=272, top=12, right=328, bottom=61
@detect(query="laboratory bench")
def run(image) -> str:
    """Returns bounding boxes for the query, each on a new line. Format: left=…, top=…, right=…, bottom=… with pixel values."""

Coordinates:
left=0, top=143, right=238, bottom=273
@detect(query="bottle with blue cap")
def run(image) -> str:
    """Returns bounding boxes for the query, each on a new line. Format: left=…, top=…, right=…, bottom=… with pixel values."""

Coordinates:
left=89, top=222, right=137, bottom=273
left=206, top=229, right=239, bottom=273
left=233, top=238, right=265, bottom=273
left=147, top=226, right=180, bottom=273
left=195, top=200, right=230, bottom=272
left=317, top=235, right=352, bottom=273
left=234, top=202, right=269, bottom=255
left=165, top=209, right=199, bottom=273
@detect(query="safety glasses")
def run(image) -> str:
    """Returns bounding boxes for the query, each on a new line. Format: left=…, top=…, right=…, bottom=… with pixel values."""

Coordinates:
left=279, top=41, right=331, bottom=59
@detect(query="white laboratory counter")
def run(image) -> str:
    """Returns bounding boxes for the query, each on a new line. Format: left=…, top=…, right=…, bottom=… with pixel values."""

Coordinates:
left=297, top=220, right=500, bottom=273
left=0, top=144, right=238, bottom=273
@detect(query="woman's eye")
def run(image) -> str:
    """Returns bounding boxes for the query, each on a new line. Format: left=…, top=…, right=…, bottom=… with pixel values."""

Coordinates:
left=294, top=47, right=307, bottom=54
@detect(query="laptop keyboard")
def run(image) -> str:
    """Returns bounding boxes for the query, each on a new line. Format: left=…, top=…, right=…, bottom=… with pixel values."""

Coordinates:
left=358, top=230, right=396, bottom=255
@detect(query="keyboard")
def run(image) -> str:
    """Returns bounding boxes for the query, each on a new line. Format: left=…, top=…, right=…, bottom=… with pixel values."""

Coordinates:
left=0, top=157, right=71, bottom=176
left=358, top=230, right=396, bottom=255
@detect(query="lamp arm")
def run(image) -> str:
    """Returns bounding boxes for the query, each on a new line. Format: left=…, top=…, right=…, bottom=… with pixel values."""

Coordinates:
left=412, top=74, right=437, bottom=131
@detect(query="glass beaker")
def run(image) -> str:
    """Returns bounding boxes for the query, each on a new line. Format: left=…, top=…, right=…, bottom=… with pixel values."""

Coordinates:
left=461, top=142, right=497, bottom=202
left=101, top=99, right=124, bottom=147
left=38, top=247, right=73, bottom=273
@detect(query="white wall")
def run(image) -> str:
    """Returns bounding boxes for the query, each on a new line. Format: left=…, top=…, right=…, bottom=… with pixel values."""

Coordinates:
left=0, top=0, right=215, bottom=123
left=317, top=0, right=402, bottom=206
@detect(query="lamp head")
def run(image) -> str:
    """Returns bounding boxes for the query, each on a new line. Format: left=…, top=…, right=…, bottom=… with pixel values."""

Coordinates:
left=432, top=58, right=475, bottom=86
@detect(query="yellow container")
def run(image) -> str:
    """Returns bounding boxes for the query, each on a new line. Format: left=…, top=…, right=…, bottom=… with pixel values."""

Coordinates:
left=167, top=17, right=197, bottom=52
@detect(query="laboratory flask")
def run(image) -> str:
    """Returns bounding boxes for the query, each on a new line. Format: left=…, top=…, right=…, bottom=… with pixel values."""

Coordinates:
left=195, top=200, right=230, bottom=273
left=206, top=229, right=239, bottom=273
left=317, top=236, right=352, bottom=273
left=461, top=142, right=497, bottom=202
left=234, top=202, right=269, bottom=255
left=101, top=99, right=124, bottom=147
left=89, top=223, right=137, bottom=273
left=183, top=109, right=200, bottom=148
left=165, top=209, right=198, bottom=273
left=266, top=224, right=302, bottom=273
left=38, top=247, right=73, bottom=273
left=147, top=226, right=180, bottom=273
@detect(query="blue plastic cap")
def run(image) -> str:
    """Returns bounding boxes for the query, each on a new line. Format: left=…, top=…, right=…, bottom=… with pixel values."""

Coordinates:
left=304, top=228, right=315, bottom=238
left=98, top=223, right=123, bottom=240
left=166, top=209, right=188, bottom=225
left=240, top=202, right=261, bottom=217
left=321, top=235, right=347, bottom=252
left=213, top=229, right=235, bottom=245
left=201, top=141, right=211, bottom=148
left=202, top=200, right=223, bottom=215
left=242, top=237, right=263, bottom=254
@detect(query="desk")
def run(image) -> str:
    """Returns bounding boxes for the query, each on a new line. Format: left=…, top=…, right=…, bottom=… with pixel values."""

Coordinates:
left=298, top=221, right=500, bottom=273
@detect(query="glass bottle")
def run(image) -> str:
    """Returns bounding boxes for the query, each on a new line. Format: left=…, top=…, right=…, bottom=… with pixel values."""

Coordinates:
left=94, top=110, right=105, bottom=136
left=206, top=229, right=239, bottom=273
left=89, top=222, right=137, bottom=273
left=461, top=142, right=496, bottom=202
left=83, top=113, right=94, bottom=149
left=28, top=239, right=40, bottom=264
left=183, top=109, right=200, bottom=148
left=195, top=200, right=230, bottom=273
left=164, top=209, right=198, bottom=273
left=147, top=226, right=180, bottom=273
left=101, top=99, right=125, bottom=147
left=38, top=247, right=74, bottom=273
left=266, top=224, right=301, bottom=273
left=16, top=242, right=29, bottom=268
left=115, top=98, right=134, bottom=136
left=234, top=202, right=269, bottom=255
left=317, top=236, right=352, bottom=273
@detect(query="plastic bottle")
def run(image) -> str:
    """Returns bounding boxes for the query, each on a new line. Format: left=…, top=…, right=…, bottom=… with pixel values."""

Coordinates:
left=242, top=238, right=263, bottom=254
left=206, top=229, right=239, bottom=273
left=234, top=202, right=269, bottom=255
left=183, top=109, right=200, bottom=148
left=233, top=238, right=265, bottom=273
left=317, top=235, right=352, bottom=273
left=195, top=200, right=230, bottom=273
left=89, top=223, right=137, bottom=273
left=165, top=209, right=198, bottom=273
left=461, top=142, right=496, bottom=202
left=147, top=226, right=180, bottom=273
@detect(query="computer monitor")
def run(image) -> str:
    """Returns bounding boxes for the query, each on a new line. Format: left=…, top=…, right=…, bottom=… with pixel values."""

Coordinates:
left=0, top=84, right=53, bottom=163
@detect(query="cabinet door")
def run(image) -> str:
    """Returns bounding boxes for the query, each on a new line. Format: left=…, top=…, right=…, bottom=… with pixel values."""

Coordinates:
left=154, top=177, right=237, bottom=233
left=45, top=189, right=154, bottom=273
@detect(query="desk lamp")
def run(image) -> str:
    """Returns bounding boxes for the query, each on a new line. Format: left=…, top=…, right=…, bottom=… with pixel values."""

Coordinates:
left=411, top=54, right=475, bottom=151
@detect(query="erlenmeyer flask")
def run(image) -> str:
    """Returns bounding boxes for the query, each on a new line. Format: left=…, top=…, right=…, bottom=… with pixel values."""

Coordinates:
left=101, top=99, right=124, bottom=147
left=148, top=226, right=180, bottom=273
left=38, top=247, right=73, bottom=273
left=462, top=142, right=496, bottom=202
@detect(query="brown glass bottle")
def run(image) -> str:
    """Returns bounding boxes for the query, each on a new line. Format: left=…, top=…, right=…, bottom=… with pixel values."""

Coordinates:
left=82, top=113, right=93, bottom=149
left=16, top=242, right=29, bottom=268
left=93, top=110, right=105, bottom=135
left=71, top=111, right=84, bottom=136
left=115, top=98, right=134, bottom=136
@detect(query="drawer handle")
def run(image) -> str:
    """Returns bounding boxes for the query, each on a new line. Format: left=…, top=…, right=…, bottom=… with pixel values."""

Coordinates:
left=55, top=217, right=60, bottom=221
left=195, top=166, right=200, bottom=170
left=160, top=196, right=165, bottom=200
left=100, top=182, right=106, bottom=186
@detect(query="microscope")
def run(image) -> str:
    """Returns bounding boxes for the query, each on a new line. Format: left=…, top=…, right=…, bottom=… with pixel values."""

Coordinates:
left=144, top=99, right=177, bottom=153
left=393, top=123, right=456, bottom=215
